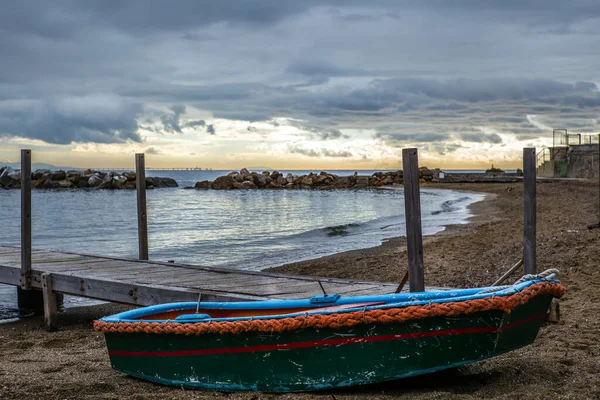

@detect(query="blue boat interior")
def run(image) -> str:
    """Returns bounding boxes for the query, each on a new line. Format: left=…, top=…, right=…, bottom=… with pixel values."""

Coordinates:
left=100, top=275, right=558, bottom=324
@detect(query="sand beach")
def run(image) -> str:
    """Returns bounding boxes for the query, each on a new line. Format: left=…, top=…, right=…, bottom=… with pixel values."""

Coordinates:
left=0, top=180, right=598, bottom=399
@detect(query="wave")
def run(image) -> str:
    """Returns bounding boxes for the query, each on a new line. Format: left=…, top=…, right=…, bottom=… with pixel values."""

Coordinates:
left=431, top=196, right=472, bottom=215
left=323, top=223, right=361, bottom=237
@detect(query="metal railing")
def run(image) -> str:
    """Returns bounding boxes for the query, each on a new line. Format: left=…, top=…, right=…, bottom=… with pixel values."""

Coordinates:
left=536, top=146, right=571, bottom=167
left=536, top=148, right=549, bottom=167
left=553, top=129, right=599, bottom=146
left=581, top=134, right=600, bottom=145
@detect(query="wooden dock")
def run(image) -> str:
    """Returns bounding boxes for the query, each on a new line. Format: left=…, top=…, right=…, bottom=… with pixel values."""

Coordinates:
left=0, top=245, right=408, bottom=308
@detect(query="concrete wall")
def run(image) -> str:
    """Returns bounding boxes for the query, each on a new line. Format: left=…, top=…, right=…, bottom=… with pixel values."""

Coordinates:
left=567, top=144, right=599, bottom=179
left=537, top=161, right=554, bottom=178
left=538, top=159, right=568, bottom=178
left=537, top=146, right=569, bottom=178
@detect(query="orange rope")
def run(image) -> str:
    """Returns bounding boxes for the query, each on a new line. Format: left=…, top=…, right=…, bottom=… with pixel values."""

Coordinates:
left=94, top=281, right=564, bottom=336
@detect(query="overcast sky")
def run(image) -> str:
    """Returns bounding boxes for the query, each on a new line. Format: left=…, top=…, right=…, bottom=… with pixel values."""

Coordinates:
left=1, top=1, right=599, bottom=169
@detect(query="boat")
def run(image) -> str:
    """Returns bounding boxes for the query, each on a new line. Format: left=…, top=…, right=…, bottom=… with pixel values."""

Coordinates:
left=94, top=273, right=564, bottom=392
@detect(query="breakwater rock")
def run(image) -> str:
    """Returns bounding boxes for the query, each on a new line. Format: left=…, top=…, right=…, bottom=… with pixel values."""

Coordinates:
left=0, top=167, right=178, bottom=190
left=186, top=167, right=441, bottom=190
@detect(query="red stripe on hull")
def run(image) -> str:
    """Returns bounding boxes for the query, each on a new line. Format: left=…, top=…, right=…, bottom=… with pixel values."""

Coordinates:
left=108, top=313, right=546, bottom=357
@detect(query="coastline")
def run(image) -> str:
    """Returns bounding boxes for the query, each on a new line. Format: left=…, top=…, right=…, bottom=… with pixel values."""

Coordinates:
left=266, top=186, right=498, bottom=286
left=0, top=180, right=599, bottom=399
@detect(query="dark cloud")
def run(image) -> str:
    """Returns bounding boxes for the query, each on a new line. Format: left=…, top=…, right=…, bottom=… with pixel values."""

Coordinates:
left=181, top=33, right=218, bottom=41
left=0, top=95, right=143, bottom=144
left=8, top=1, right=313, bottom=38
left=338, top=14, right=379, bottom=22
left=375, top=132, right=451, bottom=146
left=357, top=78, right=583, bottom=104
left=288, top=146, right=320, bottom=157
left=516, top=134, right=543, bottom=141
left=163, top=117, right=215, bottom=135
left=236, top=77, right=600, bottom=121
left=528, top=106, right=557, bottom=112
left=281, top=120, right=348, bottom=140
left=160, top=104, right=186, bottom=133
left=3, top=1, right=598, bottom=43
left=574, top=81, right=598, bottom=92
left=288, top=145, right=352, bottom=158
left=426, top=103, right=468, bottom=111
left=1, top=1, right=600, bottom=147
left=184, top=120, right=206, bottom=128
left=488, top=117, right=525, bottom=123
left=429, top=143, right=463, bottom=155
left=515, top=126, right=546, bottom=134
left=317, top=129, right=344, bottom=140
left=286, top=61, right=369, bottom=78
left=321, top=149, right=353, bottom=157
left=212, top=111, right=270, bottom=122
left=459, top=133, right=503, bottom=144
left=561, top=95, right=600, bottom=108
left=145, top=146, right=163, bottom=155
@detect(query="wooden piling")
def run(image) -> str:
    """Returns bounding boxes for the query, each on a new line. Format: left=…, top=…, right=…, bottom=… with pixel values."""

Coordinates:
left=41, top=273, right=58, bottom=331
left=402, top=148, right=425, bottom=292
left=135, top=153, right=149, bottom=260
left=523, top=148, right=536, bottom=275
left=589, top=135, right=600, bottom=229
left=20, top=149, right=32, bottom=290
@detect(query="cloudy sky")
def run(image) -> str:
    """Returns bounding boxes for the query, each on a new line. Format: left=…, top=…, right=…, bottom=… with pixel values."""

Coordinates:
left=1, top=1, right=599, bottom=169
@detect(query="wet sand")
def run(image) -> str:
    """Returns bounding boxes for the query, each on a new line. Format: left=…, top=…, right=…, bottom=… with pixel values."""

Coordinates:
left=1, top=181, right=599, bottom=399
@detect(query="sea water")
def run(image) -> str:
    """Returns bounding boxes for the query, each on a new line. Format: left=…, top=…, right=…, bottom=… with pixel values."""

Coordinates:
left=0, top=170, right=484, bottom=319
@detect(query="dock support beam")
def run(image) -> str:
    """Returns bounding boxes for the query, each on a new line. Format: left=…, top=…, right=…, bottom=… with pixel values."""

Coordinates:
left=20, top=149, right=32, bottom=290
left=402, top=148, right=425, bottom=292
left=41, top=273, right=58, bottom=331
left=523, top=148, right=536, bottom=275
left=135, top=153, right=149, bottom=260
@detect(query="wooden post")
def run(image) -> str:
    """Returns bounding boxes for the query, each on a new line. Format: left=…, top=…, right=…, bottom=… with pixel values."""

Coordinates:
left=590, top=135, right=600, bottom=229
left=41, top=273, right=58, bottom=331
left=523, top=148, right=536, bottom=275
left=20, top=149, right=32, bottom=290
left=135, top=153, right=149, bottom=260
left=402, top=148, right=425, bottom=292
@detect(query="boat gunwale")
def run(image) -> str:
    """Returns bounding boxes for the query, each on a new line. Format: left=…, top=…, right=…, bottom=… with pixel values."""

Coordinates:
left=99, top=277, right=560, bottom=324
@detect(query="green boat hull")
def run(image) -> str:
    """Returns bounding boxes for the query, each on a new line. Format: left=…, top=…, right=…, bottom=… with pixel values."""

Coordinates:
left=102, top=294, right=553, bottom=392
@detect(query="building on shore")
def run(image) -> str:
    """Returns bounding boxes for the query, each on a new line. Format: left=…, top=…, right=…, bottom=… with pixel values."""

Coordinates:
left=537, top=129, right=599, bottom=178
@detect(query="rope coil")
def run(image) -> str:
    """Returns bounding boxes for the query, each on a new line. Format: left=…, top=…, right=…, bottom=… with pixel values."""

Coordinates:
left=94, top=281, right=564, bottom=337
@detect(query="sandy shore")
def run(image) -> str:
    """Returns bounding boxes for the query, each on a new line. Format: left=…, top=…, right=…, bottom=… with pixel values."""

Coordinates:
left=1, top=181, right=599, bottom=399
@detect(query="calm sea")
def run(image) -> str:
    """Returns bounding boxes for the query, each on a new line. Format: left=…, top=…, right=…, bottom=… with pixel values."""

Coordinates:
left=0, top=170, right=485, bottom=319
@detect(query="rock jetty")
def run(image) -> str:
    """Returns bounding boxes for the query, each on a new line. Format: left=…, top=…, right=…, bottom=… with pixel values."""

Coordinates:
left=187, top=167, right=441, bottom=190
left=0, top=167, right=178, bottom=190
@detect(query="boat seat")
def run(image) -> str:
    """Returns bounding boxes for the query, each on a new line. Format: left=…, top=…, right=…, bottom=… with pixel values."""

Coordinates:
left=174, top=313, right=211, bottom=322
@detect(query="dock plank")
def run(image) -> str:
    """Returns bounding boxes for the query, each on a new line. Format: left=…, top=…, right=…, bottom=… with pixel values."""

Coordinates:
left=86, top=267, right=201, bottom=281
left=0, top=246, right=439, bottom=307
left=152, top=274, right=303, bottom=288
left=0, top=251, right=75, bottom=265
left=31, top=259, right=112, bottom=271
left=68, top=262, right=172, bottom=275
